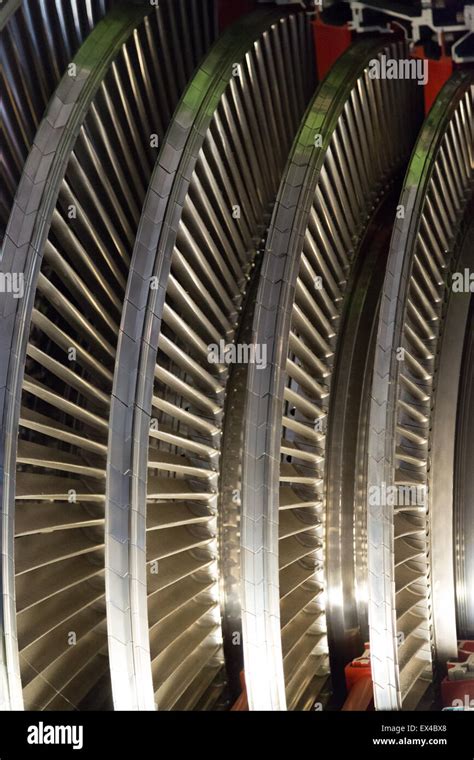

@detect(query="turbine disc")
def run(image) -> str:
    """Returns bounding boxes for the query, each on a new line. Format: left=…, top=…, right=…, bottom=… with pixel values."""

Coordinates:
left=241, top=37, right=424, bottom=710
left=0, top=0, right=114, bottom=243
left=1, top=0, right=216, bottom=711
left=1, top=2, right=472, bottom=715
left=112, top=7, right=316, bottom=710
left=367, top=72, right=473, bottom=710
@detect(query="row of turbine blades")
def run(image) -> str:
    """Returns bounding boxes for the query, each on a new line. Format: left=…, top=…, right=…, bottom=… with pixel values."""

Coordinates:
left=1, top=0, right=472, bottom=712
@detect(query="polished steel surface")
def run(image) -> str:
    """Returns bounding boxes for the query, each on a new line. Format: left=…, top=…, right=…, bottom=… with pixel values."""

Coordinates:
left=454, top=272, right=474, bottom=641
left=325, top=193, right=400, bottom=702
left=117, top=8, right=316, bottom=710
left=1, top=0, right=216, bottom=711
left=2, top=2, right=149, bottom=709
left=241, top=37, right=424, bottom=711
left=1, top=0, right=113, bottom=243
left=1, top=1, right=472, bottom=714
left=429, top=216, right=472, bottom=669
left=367, top=73, right=474, bottom=710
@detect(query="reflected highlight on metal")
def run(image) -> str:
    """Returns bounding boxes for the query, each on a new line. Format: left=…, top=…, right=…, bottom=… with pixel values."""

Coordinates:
left=1, top=0, right=473, bottom=714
